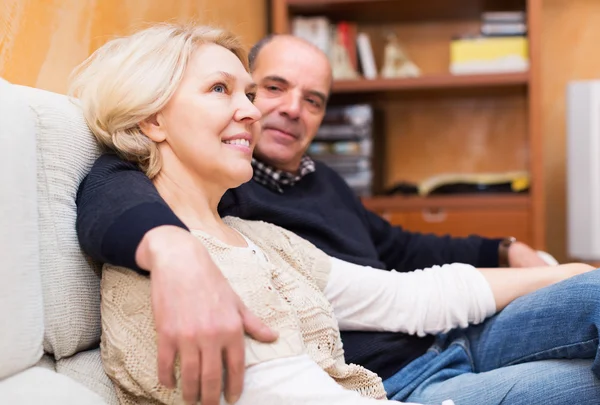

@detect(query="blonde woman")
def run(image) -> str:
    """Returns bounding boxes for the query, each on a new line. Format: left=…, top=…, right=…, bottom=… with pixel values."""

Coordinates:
left=70, top=24, right=595, bottom=405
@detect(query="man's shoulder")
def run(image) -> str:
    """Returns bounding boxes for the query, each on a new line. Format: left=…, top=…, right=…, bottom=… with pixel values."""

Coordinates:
left=312, top=159, right=363, bottom=199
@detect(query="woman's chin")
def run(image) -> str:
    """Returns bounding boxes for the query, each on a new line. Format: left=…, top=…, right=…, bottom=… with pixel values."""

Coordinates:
left=226, top=166, right=254, bottom=189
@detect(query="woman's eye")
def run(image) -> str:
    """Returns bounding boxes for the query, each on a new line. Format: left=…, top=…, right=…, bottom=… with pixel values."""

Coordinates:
left=247, top=92, right=256, bottom=103
left=212, top=84, right=227, bottom=93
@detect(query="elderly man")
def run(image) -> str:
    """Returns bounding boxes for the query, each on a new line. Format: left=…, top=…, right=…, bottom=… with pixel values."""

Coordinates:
left=77, top=34, right=599, bottom=405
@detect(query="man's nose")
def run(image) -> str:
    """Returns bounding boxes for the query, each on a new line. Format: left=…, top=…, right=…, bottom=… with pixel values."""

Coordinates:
left=280, top=92, right=301, bottom=120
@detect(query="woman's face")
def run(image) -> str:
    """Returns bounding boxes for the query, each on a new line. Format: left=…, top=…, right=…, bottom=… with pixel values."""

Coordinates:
left=149, top=43, right=261, bottom=189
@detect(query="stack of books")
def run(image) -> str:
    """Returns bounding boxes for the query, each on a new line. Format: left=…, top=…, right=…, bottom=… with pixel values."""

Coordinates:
left=307, top=104, right=374, bottom=196
left=450, top=11, right=528, bottom=75
left=291, top=16, right=377, bottom=80
left=481, top=11, right=527, bottom=37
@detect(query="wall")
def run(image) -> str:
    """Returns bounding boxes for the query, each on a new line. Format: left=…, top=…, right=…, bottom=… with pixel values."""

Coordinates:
left=0, top=0, right=266, bottom=93
left=541, top=0, right=600, bottom=262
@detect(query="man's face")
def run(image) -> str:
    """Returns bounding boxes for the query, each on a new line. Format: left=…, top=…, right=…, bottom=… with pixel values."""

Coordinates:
left=251, top=37, right=332, bottom=173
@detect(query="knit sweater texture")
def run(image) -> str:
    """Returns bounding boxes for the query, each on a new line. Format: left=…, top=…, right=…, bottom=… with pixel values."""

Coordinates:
left=100, top=217, right=386, bottom=404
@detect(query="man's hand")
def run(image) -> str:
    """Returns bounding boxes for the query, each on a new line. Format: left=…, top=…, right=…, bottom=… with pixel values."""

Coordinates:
left=136, top=226, right=278, bottom=405
left=507, top=241, right=549, bottom=268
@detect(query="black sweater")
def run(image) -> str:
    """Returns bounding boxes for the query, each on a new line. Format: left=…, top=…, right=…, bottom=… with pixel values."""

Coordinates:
left=76, top=153, right=502, bottom=380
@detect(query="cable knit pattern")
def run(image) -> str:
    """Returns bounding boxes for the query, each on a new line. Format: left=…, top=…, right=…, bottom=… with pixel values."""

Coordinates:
left=100, top=216, right=386, bottom=404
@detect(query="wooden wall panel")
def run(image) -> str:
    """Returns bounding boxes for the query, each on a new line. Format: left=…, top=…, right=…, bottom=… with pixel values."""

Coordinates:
left=542, top=0, right=600, bottom=262
left=383, top=91, right=529, bottom=187
left=0, top=0, right=266, bottom=93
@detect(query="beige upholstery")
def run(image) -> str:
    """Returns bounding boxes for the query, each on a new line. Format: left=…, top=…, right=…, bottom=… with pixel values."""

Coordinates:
left=57, top=349, right=119, bottom=404
left=0, top=77, right=117, bottom=403
left=0, top=368, right=106, bottom=404
left=16, top=85, right=103, bottom=359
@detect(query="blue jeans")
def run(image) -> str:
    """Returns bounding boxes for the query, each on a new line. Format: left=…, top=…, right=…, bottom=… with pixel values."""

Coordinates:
left=384, top=269, right=600, bottom=404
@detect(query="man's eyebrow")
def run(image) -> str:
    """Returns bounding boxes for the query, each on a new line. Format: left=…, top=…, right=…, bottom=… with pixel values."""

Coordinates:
left=263, top=75, right=327, bottom=103
left=262, top=75, right=289, bottom=86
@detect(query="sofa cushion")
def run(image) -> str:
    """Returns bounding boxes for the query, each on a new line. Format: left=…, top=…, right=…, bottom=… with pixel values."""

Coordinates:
left=36, top=354, right=57, bottom=372
left=14, top=84, right=103, bottom=359
left=0, top=367, right=106, bottom=404
left=0, top=78, right=44, bottom=379
left=57, top=349, right=118, bottom=405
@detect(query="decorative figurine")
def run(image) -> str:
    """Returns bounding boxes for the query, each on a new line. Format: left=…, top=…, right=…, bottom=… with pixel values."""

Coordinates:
left=380, top=33, right=421, bottom=78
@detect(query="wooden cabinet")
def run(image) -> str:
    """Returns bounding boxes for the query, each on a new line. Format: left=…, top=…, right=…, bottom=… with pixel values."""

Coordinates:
left=271, top=0, right=544, bottom=249
left=364, top=194, right=532, bottom=243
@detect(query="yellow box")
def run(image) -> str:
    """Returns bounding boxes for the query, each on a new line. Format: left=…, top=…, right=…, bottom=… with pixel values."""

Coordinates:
left=450, top=36, right=529, bottom=63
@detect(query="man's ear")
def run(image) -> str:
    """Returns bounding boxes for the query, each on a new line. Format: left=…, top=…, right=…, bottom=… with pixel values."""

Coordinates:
left=139, top=113, right=167, bottom=143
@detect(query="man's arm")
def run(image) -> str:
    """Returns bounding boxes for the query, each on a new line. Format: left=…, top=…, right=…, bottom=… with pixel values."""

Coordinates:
left=363, top=207, right=502, bottom=272
left=76, top=153, right=277, bottom=405
left=76, top=153, right=188, bottom=271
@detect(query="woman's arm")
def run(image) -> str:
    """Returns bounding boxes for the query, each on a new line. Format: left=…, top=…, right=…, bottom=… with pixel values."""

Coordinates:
left=326, top=258, right=594, bottom=337
left=326, top=259, right=496, bottom=337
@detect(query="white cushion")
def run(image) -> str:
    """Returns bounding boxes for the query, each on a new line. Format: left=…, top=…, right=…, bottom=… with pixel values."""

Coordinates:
left=0, top=367, right=106, bottom=404
left=14, top=84, right=103, bottom=359
left=35, top=354, right=56, bottom=371
left=57, top=349, right=118, bottom=405
left=0, top=78, right=44, bottom=379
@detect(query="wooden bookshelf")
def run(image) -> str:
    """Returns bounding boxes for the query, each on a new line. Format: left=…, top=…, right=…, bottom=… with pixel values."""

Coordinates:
left=332, top=72, right=529, bottom=93
left=271, top=0, right=545, bottom=248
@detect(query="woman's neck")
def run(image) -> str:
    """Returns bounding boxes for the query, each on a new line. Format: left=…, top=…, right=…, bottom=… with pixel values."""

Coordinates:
left=151, top=147, right=244, bottom=246
left=153, top=169, right=223, bottom=231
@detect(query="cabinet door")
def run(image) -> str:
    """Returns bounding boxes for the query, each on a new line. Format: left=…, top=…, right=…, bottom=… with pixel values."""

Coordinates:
left=379, top=208, right=531, bottom=245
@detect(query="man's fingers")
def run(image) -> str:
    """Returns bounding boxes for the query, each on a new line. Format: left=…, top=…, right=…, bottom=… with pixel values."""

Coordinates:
left=240, top=304, right=278, bottom=343
left=223, top=339, right=245, bottom=404
left=180, top=342, right=201, bottom=405
left=157, top=334, right=176, bottom=388
left=200, top=348, right=223, bottom=405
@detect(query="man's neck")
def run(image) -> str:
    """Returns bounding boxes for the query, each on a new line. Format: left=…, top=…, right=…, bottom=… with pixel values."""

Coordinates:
left=254, top=156, right=301, bottom=174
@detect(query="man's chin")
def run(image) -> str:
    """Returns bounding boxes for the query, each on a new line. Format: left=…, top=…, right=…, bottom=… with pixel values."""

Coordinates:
left=255, top=145, right=295, bottom=162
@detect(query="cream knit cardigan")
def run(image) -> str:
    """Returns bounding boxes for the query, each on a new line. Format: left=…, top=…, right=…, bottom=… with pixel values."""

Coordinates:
left=100, top=216, right=386, bottom=404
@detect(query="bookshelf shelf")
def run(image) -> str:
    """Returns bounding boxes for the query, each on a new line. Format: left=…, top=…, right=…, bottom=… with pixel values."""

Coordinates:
left=332, top=72, right=529, bottom=93
left=362, top=194, right=530, bottom=211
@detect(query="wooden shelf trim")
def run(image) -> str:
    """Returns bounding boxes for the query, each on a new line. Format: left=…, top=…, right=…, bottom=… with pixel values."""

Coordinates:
left=362, top=194, right=530, bottom=211
left=332, top=72, right=529, bottom=93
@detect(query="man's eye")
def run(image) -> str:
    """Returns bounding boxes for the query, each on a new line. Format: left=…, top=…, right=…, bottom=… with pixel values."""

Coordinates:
left=266, top=85, right=281, bottom=92
left=306, top=98, right=321, bottom=108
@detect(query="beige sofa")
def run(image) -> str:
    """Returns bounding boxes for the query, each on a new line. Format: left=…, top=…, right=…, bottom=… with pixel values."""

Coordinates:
left=0, top=77, right=118, bottom=404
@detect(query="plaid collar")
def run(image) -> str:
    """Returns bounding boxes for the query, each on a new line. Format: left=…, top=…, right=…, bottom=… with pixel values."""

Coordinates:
left=252, top=155, right=316, bottom=193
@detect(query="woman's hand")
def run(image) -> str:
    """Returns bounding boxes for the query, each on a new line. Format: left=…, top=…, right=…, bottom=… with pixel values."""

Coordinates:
left=480, top=262, right=596, bottom=312
left=136, top=226, right=278, bottom=405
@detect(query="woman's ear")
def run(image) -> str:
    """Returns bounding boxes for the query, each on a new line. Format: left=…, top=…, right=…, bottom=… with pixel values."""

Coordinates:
left=139, top=113, right=167, bottom=143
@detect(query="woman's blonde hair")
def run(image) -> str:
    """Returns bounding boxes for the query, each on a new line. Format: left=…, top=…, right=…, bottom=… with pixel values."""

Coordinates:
left=70, top=23, right=247, bottom=178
